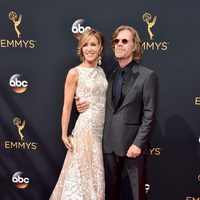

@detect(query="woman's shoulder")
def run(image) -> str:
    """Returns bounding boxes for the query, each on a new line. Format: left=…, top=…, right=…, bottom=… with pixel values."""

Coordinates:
left=98, top=65, right=107, bottom=73
left=68, top=66, right=79, bottom=74
left=66, top=67, right=79, bottom=81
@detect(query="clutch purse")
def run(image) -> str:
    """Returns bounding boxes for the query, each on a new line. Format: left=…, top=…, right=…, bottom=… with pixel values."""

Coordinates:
left=68, top=135, right=75, bottom=147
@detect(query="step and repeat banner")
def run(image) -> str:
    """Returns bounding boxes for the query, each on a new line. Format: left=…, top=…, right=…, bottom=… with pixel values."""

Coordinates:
left=0, top=0, right=200, bottom=199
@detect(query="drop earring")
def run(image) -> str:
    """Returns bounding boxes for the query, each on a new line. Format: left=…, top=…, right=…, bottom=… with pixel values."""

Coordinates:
left=98, top=56, right=102, bottom=66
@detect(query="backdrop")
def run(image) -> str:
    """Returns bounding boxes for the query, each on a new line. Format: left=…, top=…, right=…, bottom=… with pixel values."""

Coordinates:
left=0, top=0, right=200, bottom=199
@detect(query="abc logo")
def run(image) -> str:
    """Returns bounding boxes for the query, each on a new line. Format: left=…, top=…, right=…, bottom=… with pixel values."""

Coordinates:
left=9, top=74, right=28, bottom=93
left=12, top=171, right=30, bottom=189
left=71, top=19, right=91, bottom=40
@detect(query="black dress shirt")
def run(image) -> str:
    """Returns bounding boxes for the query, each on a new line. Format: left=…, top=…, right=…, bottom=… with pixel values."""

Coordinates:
left=112, top=60, right=137, bottom=109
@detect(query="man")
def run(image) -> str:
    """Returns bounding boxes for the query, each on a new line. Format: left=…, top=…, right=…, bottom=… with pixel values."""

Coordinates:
left=76, top=25, right=157, bottom=200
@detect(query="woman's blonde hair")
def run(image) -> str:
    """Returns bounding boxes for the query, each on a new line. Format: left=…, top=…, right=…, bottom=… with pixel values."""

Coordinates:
left=77, top=28, right=104, bottom=61
left=111, top=25, right=143, bottom=62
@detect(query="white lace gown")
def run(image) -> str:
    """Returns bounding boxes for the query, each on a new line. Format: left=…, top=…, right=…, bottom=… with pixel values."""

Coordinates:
left=50, top=66, right=108, bottom=200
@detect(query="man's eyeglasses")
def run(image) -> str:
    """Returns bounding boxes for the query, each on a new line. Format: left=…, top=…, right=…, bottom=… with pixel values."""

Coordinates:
left=113, top=38, right=128, bottom=45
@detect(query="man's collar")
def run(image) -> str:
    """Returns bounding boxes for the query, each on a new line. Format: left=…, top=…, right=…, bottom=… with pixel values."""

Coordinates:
left=118, top=60, right=137, bottom=73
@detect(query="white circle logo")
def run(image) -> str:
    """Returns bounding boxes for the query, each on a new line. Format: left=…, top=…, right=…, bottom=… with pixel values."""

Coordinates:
left=71, top=19, right=91, bottom=40
left=12, top=171, right=30, bottom=189
left=9, top=74, right=28, bottom=93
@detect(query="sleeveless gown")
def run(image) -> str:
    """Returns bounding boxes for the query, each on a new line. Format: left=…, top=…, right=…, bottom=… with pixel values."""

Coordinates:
left=50, top=66, right=108, bottom=200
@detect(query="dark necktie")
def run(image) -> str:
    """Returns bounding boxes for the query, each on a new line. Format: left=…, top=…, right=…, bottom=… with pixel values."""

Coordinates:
left=113, top=69, right=125, bottom=108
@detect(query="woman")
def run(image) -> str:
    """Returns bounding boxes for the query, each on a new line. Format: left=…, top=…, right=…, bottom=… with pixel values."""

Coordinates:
left=50, top=29, right=108, bottom=200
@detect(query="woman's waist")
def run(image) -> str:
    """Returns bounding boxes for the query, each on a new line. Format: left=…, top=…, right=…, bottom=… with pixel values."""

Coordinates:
left=80, top=108, right=105, bottom=116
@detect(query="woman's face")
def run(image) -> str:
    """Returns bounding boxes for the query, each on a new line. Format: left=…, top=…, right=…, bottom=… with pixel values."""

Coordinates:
left=82, top=35, right=101, bottom=64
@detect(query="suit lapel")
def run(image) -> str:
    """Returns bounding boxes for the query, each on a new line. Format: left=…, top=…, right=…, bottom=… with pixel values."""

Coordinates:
left=123, top=65, right=139, bottom=97
left=107, top=68, right=118, bottom=112
left=116, top=64, right=139, bottom=112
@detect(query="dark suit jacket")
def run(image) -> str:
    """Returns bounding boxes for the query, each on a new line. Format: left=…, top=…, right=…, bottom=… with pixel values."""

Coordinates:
left=103, top=62, right=157, bottom=156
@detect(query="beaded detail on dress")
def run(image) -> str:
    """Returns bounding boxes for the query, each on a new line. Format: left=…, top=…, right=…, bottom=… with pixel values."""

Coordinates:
left=50, top=66, right=108, bottom=200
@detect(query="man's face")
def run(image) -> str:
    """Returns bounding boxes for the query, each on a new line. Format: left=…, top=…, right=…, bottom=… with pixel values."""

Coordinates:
left=113, top=29, right=134, bottom=60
